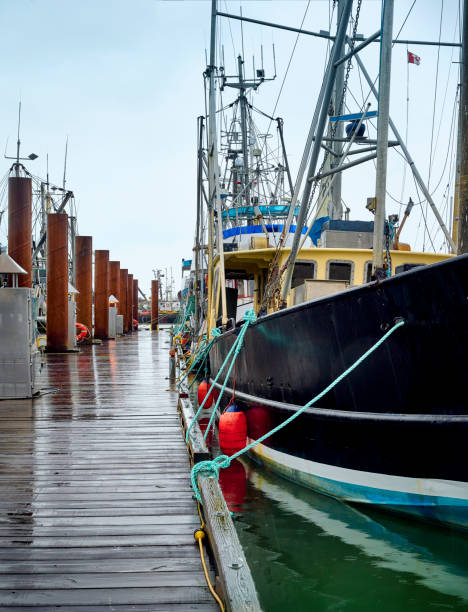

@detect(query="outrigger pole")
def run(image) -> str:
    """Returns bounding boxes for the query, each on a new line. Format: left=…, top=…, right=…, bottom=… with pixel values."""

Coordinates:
left=281, top=0, right=354, bottom=302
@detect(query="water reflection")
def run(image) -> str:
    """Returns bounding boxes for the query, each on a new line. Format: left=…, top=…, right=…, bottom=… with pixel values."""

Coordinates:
left=235, top=461, right=468, bottom=611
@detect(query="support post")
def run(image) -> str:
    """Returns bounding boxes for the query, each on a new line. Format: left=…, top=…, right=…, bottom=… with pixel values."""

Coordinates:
left=94, top=250, right=109, bottom=340
left=151, top=279, right=159, bottom=331
left=46, top=213, right=68, bottom=351
left=331, top=0, right=346, bottom=220
left=127, top=273, right=134, bottom=333
left=109, top=261, right=121, bottom=304
left=75, top=235, right=93, bottom=339
left=8, top=176, right=32, bottom=287
left=120, top=269, right=128, bottom=333
left=372, top=0, right=394, bottom=271
left=133, top=279, right=138, bottom=328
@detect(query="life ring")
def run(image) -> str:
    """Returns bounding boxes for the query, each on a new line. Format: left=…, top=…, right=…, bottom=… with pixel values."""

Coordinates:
left=75, top=322, right=88, bottom=342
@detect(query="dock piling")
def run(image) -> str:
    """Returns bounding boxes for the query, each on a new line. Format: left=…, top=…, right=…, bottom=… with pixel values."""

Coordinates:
left=46, top=213, right=69, bottom=352
left=94, top=249, right=110, bottom=340
left=75, top=235, right=93, bottom=340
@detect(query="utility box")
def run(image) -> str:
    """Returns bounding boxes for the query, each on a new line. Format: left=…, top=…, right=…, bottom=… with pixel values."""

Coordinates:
left=0, top=287, right=40, bottom=399
left=292, top=279, right=349, bottom=305
left=321, top=230, right=373, bottom=249
left=116, top=314, right=124, bottom=335
left=108, top=307, right=117, bottom=339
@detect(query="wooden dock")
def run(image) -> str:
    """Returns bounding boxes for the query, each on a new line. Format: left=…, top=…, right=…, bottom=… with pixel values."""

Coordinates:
left=0, top=330, right=220, bottom=610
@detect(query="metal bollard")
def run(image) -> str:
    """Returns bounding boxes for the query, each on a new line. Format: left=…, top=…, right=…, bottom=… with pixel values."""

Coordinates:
left=169, top=348, right=176, bottom=384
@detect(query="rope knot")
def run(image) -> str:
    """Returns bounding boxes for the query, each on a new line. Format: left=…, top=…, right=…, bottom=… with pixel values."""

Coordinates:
left=242, top=309, right=256, bottom=324
left=211, top=328, right=222, bottom=337
left=190, top=455, right=232, bottom=502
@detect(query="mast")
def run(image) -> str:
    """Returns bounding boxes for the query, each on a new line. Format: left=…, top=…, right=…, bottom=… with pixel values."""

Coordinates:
left=458, top=0, right=468, bottom=253
left=238, top=55, right=251, bottom=208
left=207, top=0, right=228, bottom=329
left=194, top=116, right=205, bottom=332
left=372, top=0, right=394, bottom=272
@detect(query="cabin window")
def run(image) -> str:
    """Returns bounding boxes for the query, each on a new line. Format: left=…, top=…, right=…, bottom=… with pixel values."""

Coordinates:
left=291, top=261, right=317, bottom=289
left=395, top=263, right=425, bottom=275
left=365, top=262, right=373, bottom=283
left=326, top=260, right=354, bottom=283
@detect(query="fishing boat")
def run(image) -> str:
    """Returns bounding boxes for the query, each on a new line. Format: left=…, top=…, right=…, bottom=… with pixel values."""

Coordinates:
left=186, top=0, right=468, bottom=530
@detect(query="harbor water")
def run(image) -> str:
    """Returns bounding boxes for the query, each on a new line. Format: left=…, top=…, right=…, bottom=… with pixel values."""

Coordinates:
left=226, top=458, right=468, bottom=611
left=192, top=388, right=468, bottom=611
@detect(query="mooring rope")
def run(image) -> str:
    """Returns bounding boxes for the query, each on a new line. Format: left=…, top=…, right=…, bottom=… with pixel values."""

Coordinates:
left=191, top=318, right=406, bottom=503
left=185, top=309, right=256, bottom=443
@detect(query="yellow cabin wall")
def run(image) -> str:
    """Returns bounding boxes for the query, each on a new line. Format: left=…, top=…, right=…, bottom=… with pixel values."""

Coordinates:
left=214, top=247, right=452, bottom=314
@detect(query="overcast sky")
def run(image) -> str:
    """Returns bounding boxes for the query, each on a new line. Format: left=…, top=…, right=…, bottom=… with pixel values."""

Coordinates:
left=0, top=0, right=461, bottom=295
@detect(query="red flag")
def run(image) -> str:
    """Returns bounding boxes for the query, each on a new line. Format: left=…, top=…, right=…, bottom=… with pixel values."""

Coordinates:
left=407, top=51, right=421, bottom=65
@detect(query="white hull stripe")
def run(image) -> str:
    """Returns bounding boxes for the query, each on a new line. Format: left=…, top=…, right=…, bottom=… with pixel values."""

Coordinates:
left=248, top=440, right=468, bottom=503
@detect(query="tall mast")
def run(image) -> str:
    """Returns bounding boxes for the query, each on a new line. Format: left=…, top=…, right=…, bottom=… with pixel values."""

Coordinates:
left=458, top=0, right=468, bottom=253
left=194, top=116, right=205, bottom=332
left=372, top=0, right=394, bottom=272
left=207, top=0, right=228, bottom=329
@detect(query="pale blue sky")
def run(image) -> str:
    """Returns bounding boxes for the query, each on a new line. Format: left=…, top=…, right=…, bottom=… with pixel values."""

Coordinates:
left=0, top=1, right=461, bottom=294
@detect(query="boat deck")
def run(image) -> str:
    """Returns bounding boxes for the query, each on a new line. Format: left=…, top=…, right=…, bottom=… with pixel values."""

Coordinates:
left=0, top=330, right=218, bottom=610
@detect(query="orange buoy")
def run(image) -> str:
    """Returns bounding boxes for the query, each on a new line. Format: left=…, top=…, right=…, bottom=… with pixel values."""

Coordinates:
left=219, top=404, right=247, bottom=454
left=219, top=459, right=247, bottom=513
left=75, top=322, right=88, bottom=342
left=197, top=380, right=213, bottom=408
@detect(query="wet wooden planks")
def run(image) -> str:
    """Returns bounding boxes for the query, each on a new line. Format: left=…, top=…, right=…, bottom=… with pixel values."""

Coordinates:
left=0, top=331, right=218, bottom=610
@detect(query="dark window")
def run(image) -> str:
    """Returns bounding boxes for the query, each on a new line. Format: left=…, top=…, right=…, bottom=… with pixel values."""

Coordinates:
left=365, top=262, right=373, bottom=283
left=292, top=261, right=316, bottom=289
left=328, top=262, right=352, bottom=282
left=395, top=263, right=425, bottom=275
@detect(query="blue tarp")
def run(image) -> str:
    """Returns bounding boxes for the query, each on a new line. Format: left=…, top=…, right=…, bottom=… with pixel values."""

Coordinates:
left=310, top=216, right=330, bottom=246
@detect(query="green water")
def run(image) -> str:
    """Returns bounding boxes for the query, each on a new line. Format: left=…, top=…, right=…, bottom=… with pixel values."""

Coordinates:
left=227, top=460, right=468, bottom=612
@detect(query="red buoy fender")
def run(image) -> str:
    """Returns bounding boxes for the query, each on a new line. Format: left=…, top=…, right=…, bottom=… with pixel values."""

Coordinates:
left=219, top=404, right=247, bottom=454
left=219, top=459, right=247, bottom=513
left=75, top=322, right=88, bottom=342
left=197, top=380, right=213, bottom=408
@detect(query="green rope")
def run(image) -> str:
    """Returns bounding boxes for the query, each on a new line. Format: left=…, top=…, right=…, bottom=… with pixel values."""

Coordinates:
left=190, top=319, right=405, bottom=503
left=185, top=309, right=256, bottom=443
left=185, top=328, right=223, bottom=443
left=177, top=335, right=209, bottom=387
left=203, top=309, right=256, bottom=440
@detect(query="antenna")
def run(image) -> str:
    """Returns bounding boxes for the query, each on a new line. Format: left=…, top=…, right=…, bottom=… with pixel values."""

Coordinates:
left=16, top=101, right=21, bottom=166
left=4, top=102, right=38, bottom=171
left=63, top=137, right=68, bottom=190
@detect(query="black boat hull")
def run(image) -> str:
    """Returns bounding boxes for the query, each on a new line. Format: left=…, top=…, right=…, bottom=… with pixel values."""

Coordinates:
left=209, top=255, right=468, bottom=528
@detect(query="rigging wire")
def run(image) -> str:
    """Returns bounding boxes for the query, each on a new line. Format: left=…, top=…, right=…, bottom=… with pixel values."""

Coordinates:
left=425, top=0, right=444, bottom=249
